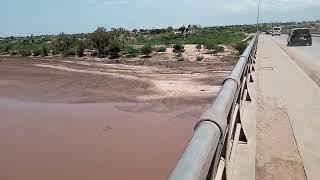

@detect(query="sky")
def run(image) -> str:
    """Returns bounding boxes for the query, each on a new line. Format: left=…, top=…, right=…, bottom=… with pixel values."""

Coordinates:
left=1, top=0, right=320, bottom=37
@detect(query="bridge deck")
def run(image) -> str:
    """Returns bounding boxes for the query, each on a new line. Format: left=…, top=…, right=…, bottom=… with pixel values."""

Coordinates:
left=254, top=35, right=320, bottom=180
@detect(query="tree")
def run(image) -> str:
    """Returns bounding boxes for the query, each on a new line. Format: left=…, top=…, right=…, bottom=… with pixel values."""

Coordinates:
left=89, top=27, right=110, bottom=56
left=4, top=43, right=13, bottom=52
left=76, top=40, right=85, bottom=57
left=30, top=34, right=35, bottom=43
left=139, top=29, right=146, bottom=33
left=110, top=28, right=130, bottom=46
left=166, top=26, right=174, bottom=32
left=140, top=45, right=153, bottom=57
left=108, top=40, right=123, bottom=59
left=192, top=25, right=202, bottom=31
left=41, top=46, right=48, bottom=56
left=178, top=26, right=186, bottom=34
left=132, top=29, right=138, bottom=33
left=53, top=32, right=72, bottom=53
left=186, top=24, right=192, bottom=34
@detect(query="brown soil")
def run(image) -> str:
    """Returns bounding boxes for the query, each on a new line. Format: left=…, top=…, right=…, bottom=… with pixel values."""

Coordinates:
left=0, top=56, right=234, bottom=104
left=0, top=55, right=235, bottom=180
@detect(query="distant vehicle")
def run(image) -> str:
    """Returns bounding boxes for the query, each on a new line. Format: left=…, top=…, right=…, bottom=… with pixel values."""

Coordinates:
left=287, top=28, right=312, bottom=46
left=272, top=27, right=281, bottom=36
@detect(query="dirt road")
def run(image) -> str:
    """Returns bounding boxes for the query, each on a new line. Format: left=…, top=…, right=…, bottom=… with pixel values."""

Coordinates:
left=0, top=56, right=233, bottom=180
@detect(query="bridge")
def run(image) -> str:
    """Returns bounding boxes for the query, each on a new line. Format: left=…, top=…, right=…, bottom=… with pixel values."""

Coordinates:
left=169, top=34, right=320, bottom=180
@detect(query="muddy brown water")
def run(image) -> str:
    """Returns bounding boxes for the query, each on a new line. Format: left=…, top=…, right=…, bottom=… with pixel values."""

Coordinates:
left=0, top=98, right=207, bottom=180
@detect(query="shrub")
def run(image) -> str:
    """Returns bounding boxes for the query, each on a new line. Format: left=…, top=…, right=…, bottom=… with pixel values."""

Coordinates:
left=10, top=51, right=17, bottom=56
left=206, top=43, right=224, bottom=54
left=235, top=41, right=248, bottom=55
left=20, top=50, right=31, bottom=57
left=91, top=51, right=98, bottom=57
left=155, top=46, right=166, bottom=52
left=53, top=32, right=73, bottom=53
left=140, top=45, right=153, bottom=57
left=41, top=46, right=48, bottom=56
left=4, top=44, right=13, bottom=52
left=90, top=27, right=110, bottom=55
left=63, top=50, right=76, bottom=57
left=196, top=55, right=204, bottom=61
left=76, top=41, right=85, bottom=57
left=51, top=50, right=57, bottom=56
left=177, top=56, right=184, bottom=61
left=33, top=49, right=41, bottom=56
left=108, top=41, right=122, bottom=59
left=126, top=46, right=140, bottom=58
left=97, top=53, right=107, bottom=58
left=211, top=46, right=224, bottom=54
left=173, top=44, right=185, bottom=54
left=196, top=44, right=202, bottom=50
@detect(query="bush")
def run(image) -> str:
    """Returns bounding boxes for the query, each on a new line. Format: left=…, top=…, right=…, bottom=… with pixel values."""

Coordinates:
left=235, top=41, right=248, bottom=55
left=10, top=51, right=17, bottom=56
left=173, top=44, right=185, bottom=54
left=206, top=43, right=224, bottom=54
left=91, top=51, right=98, bottom=57
left=177, top=56, right=184, bottom=61
left=4, top=44, right=13, bottom=53
left=108, top=41, right=122, bottom=59
left=196, top=44, right=202, bottom=50
left=33, top=49, right=41, bottom=56
left=97, top=53, right=107, bottom=58
left=140, top=45, right=153, bottom=57
left=90, top=27, right=110, bottom=55
left=63, top=50, right=76, bottom=57
left=76, top=41, right=85, bottom=57
left=211, top=46, right=224, bottom=54
left=19, top=50, right=31, bottom=57
left=51, top=49, right=57, bottom=56
left=41, top=46, right=48, bottom=56
left=155, top=46, right=166, bottom=52
left=126, top=46, right=140, bottom=58
left=196, top=55, right=204, bottom=61
left=53, top=32, right=73, bottom=52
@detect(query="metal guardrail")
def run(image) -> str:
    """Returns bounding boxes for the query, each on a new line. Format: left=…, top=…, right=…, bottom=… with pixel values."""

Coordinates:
left=311, top=33, right=320, bottom=37
left=168, top=34, right=259, bottom=180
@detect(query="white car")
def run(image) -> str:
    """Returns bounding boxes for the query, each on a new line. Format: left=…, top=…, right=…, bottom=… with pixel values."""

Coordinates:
left=272, top=27, right=281, bottom=36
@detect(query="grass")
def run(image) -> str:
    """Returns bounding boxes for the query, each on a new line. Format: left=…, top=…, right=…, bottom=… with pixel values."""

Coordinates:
left=134, top=30, right=246, bottom=49
left=0, top=27, right=247, bottom=58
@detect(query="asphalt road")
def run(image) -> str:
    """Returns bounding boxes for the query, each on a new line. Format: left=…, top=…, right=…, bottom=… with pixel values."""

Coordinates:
left=272, top=34, right=320, bottom=86
left=255, top=35, right=320, bottom=180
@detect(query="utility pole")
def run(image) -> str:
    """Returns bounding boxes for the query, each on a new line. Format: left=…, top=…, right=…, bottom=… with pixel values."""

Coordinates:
left=256, top=0, right=261, bottom=32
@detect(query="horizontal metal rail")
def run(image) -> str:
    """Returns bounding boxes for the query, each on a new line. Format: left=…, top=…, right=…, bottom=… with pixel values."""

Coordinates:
left=311, top=32, right=320, bottom=37
left=168, top=34, right=258, bottom=180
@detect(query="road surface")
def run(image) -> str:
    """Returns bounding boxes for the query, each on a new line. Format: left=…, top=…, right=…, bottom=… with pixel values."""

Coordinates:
left=254, top=35, right=320, bottom=180
left=273, top=34, right=320, bottom=86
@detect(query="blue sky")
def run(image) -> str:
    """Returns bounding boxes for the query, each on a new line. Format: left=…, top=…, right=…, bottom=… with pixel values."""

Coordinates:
left=1, top=0, right=320, bottom=37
